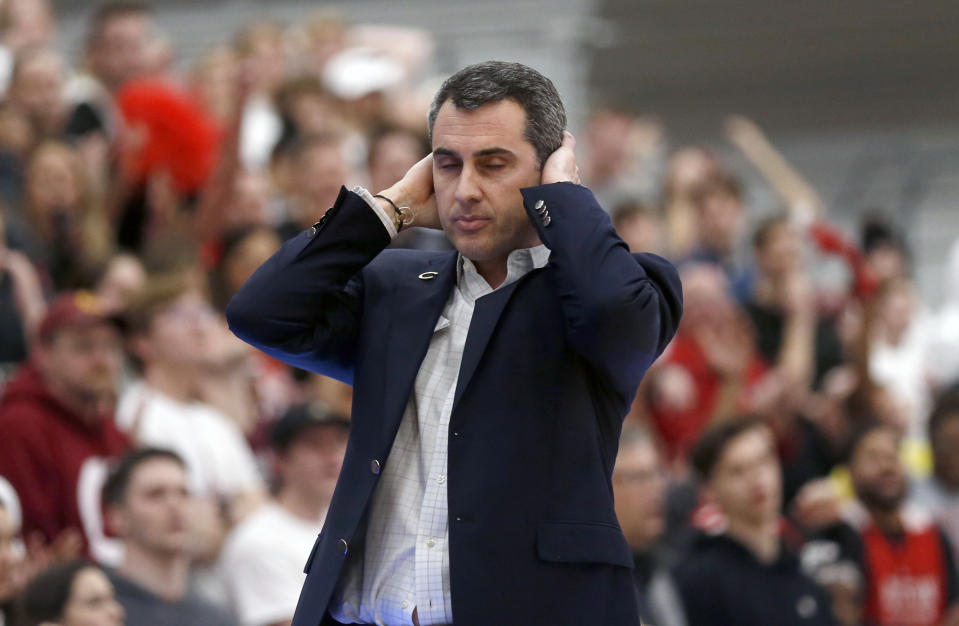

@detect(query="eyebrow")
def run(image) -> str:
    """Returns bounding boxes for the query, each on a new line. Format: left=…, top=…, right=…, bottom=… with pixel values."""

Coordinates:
left=433, top=147, right=516, bottom=159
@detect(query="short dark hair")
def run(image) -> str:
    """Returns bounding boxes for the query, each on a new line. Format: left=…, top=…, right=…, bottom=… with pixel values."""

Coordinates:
left=845, top=420, right=899, bottom=466
left=690, top=417, right=766, bottom=481
left=124, top=271, right=204, bottom=337
left=88, top=2, right=152, bottom=47
left=427, top=61, right=566, bottom=167
left=102, top=447, right=185, bottom=508
left=861, top=213, right=908, bottom=256
left=689, top=173, right=742, bottom=211
left=611, top=200, right=655, bottom=231
left=290, top=132, right=344, bottom=162
left=366, top=124, right=430, bottom=170
left=19, top=560, right=99, bottom=625
left=752, top=213, right=791, bottom=251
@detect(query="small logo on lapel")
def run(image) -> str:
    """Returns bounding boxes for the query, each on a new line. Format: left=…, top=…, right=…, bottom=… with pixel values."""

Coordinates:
left=418, top=271, right=439, bottom=280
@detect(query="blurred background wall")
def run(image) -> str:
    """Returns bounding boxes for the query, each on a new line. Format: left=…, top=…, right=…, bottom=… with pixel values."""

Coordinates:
left=47, top=0, right=959, bottom=304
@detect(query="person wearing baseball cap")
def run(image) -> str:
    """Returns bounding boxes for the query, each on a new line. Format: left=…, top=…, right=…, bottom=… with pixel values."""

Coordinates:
left=0, top=291, right=129, bottom=562
left=219, top=402, right=349, bottom=626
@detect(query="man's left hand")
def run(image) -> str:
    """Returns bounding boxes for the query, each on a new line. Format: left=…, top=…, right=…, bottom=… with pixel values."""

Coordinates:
left=541, top=131, right=581, bottom=185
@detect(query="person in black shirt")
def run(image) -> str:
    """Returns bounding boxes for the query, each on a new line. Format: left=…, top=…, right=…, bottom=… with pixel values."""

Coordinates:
left=674, top=418, right=835, bottom=626
left=743, top=214, right=844, bottom=388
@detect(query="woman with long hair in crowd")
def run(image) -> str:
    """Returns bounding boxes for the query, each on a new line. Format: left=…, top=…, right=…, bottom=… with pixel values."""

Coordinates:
left=16, top=560, right=123, bottom=626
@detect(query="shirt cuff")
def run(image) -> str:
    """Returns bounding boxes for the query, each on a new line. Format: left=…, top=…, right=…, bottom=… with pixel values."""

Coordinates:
left=351, top=186, right=397, bottom=239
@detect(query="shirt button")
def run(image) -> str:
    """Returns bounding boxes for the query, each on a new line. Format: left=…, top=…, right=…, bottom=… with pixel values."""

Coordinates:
left=371, top=459, right=381, bottom=475
left=426, top=538, right=436, bottom=548
left=401, top=600, right=410, bottom=609
left=338, top=538, right=348, bottom=555
left=436, top=474, right=446, bottom=484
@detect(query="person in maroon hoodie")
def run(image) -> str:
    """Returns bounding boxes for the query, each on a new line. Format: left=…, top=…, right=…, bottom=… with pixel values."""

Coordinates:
left=0, top=291, right=129, bottom=562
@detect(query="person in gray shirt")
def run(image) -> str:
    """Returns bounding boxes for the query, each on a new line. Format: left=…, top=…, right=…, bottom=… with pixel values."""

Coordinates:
left=102, top=447, right=237, bottom=626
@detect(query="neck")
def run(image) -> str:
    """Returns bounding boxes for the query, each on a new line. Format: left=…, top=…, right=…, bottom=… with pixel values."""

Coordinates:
left=868, top=506, right=902, bottom=534
left=118, top=544, right=190, bottom=602
left=726, top=514, right=780, bottom=564
left=144, top=363, right=196, bottom=401
left=276, top=487, right=327, bottom=523
left=473, top=258, right=508, bottom=289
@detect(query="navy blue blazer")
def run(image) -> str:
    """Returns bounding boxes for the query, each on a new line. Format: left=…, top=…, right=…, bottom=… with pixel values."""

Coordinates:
left=226, top=182, right=682, bottom=626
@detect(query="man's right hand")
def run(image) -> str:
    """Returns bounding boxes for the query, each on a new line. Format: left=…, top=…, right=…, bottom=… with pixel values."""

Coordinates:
left=377, top=154, right=440, bottom=230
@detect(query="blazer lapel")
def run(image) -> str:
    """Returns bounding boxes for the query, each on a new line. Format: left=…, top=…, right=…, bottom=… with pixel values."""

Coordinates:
left=379, top=252, right=457, bottom=448
left=452, top=270, right=538, bottom=410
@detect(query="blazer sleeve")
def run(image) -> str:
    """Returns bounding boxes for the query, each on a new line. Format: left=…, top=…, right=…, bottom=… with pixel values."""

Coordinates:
left=521, top=182, right=682, bottom=401
left=225, top=187, right=391, bottom=383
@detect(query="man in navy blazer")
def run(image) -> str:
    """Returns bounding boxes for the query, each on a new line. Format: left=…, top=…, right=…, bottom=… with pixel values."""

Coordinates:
left=227, top=61, right=682, bottom=626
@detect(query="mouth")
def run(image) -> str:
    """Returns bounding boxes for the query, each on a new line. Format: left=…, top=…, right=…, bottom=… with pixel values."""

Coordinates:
left=453, top=215, right=491, bottom=232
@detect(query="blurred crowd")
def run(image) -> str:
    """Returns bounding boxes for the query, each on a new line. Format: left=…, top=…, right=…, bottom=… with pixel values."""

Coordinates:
left=1, top=1, right=959, bottom=625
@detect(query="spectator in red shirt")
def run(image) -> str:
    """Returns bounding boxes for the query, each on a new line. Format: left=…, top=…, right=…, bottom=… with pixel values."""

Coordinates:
left=646, top=262, right=768, bottom=463
left=0, top=291, right=129, bottom=561
left=803, top=423, right=959, bottom=626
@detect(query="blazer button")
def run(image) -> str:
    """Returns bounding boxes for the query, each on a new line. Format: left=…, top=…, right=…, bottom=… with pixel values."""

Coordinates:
left=534, top=199, right=546, bottom=212
left=371, top=459, right=381, bottom=475
left=338, top=538, right=348, bottom=555
left=542, top=215, right=551, bottom=227
left=308, top=225, right=318, bottom=237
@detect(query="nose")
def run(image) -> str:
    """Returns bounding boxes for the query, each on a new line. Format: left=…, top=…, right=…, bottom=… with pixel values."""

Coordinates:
left=453, top=165, right=482, bottom=206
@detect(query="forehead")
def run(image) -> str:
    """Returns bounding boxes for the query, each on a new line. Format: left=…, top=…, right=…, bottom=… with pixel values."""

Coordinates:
left=129, top=458, right=187, bottom=489
left=717, top=427, right=772, bottom=468
left=431, top=99, right=531, bottom=153
left=51, top=322, right=120, bottom=345
left=154, top=290, right=204, bottom=313
left=289, top=424, right=349, bottom=449
left=73, top=567, right=112, bottom=595
left=854, top=428, right=899, bottom=460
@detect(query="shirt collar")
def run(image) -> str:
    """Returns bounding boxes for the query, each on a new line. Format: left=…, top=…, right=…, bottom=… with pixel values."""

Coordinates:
left=457, top=244, right=550, bottom=301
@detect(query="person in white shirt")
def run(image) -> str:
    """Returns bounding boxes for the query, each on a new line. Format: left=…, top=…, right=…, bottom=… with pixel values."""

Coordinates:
left=219, top=402, right=349, bottom=626
left=117, top=273, right=265, bottom=569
